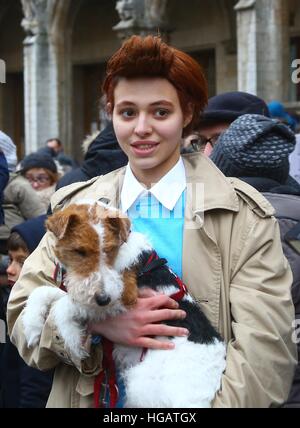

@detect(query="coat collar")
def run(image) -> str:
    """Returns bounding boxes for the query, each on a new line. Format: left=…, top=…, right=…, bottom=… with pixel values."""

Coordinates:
left=52, top=152, right=240, bottom=215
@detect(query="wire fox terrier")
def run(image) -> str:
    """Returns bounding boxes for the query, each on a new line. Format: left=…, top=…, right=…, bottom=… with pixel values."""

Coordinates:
left=23, top=201, right=226, bottom=408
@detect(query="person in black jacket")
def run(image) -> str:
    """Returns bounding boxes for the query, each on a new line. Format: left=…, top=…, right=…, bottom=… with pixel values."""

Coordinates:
left=0, top=215, right=53, bottom=408
left=56, top=122, right=128, bottom=190
left=210, top=113, right=300, bottom=407
left=0, top=151, right=9, bottom=226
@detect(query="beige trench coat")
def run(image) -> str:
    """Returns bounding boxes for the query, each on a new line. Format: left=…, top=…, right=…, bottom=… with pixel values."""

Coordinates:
left=7, top=152, right=297, bottom=408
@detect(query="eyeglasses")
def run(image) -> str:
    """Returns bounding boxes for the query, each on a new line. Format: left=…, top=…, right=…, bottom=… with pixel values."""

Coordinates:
left=25, top=174, right=51, bottom=184
left=191, top=134, right=222, bottom=152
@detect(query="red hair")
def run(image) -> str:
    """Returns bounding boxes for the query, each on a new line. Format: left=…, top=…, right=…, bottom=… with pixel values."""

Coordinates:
left=102, top=36, right=208, bottom=136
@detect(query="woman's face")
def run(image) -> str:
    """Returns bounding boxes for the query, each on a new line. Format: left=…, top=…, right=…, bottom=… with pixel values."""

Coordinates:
left=25, top=168, right=52, bottom=190
left=112, top=77, right=192, bottom=186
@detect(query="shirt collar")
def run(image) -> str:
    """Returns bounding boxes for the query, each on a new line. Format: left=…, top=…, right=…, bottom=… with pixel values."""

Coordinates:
left=121, top=158, right=186, bottom=212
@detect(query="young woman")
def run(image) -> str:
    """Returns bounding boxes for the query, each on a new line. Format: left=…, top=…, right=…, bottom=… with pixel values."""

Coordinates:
left=7, top=36, right=296, bottom=408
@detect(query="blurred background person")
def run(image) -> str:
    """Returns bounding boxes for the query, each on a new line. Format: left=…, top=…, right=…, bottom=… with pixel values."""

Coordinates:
left=209, top=113, right=300, bottom=408
left=20, top=153, right=60, bottom=211
left=194, top=91, right=270, bottom=156
left=268, top=101, right=299, bottom=132
left=38, top=138, right=77, bottom=176
left=56, top=122, right=128, bottom=190
left=0, top=215, right=53, bottom=408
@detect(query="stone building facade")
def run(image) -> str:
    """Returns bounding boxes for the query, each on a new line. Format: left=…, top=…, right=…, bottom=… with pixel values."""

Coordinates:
left=0, top=0, right=299, bottom=160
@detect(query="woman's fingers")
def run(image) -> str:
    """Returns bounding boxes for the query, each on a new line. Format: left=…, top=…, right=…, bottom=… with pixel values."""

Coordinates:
left=138, top=288, right=158, bottom=298
left=142, top=307, right=186, bottom=324
left=139, top=293, right=180, bottom=310
left=133, top=336, right=175, bottom=350
left=140, top=323, right=189, bottom=338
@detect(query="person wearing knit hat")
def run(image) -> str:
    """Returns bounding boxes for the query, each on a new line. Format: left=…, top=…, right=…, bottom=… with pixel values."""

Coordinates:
left=194, top=91, right=270, bottom=156
left=21, top=153, right=57, bottom=177
left=20, top=152, right=59, bottom=211
left=210, top=114, right=296, bottom=187
left=0, top=131, right=17, bottom=173
left=210, top=113, right=300, bottom=408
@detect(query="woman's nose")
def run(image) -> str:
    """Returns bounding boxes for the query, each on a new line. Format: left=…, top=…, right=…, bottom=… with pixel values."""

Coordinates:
left=134, top=114, right=152, bottom=136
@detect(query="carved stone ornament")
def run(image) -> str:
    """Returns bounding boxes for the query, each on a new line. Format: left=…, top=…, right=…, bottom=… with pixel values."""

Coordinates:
left=234, top=0, right=256, bottom=11
left=144, top=0, right=167, bottom=27
left=114, top=0, right=137, bottom=29
left=21, top=0, right=48, bottom=35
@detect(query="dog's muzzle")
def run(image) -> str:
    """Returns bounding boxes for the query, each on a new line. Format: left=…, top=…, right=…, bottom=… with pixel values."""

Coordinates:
left=94, top=292, right=111, bottom=307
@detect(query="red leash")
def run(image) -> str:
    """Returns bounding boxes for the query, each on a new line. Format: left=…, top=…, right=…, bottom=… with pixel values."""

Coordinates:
left=94, top=338, right=119, bottom=408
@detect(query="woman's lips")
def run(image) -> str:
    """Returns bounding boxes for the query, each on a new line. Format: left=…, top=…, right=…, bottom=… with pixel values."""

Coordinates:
left=130, top=141, right=159, bottom=157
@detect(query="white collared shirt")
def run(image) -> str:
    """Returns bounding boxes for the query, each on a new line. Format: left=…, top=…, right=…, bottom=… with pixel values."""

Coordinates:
left=121, top=158, right=187, bottom=213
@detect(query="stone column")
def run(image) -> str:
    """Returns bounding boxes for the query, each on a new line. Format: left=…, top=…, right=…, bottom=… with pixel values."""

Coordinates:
left=235, top=0, right=289, bottom=102
left=113, top=0, right=170, bottom=41
left=21, top=0, right=74, bottom=154
left=21, top=0, right=57, bottom=153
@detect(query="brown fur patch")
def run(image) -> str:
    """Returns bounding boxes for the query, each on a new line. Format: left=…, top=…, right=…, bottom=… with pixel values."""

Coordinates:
left=122, top=269, right=138, bottom=307
left=47, top=204, right=101, bottom=277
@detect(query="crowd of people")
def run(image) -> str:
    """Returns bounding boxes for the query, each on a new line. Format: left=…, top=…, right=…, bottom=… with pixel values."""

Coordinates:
left=1, top=34, right=300, bottom=408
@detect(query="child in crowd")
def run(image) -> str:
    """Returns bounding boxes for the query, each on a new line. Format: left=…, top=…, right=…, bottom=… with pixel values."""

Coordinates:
left=0, top=215, right=53, bottom=408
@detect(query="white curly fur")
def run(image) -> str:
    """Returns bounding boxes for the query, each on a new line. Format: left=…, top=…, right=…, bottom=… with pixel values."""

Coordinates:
left=23, top=286, right=65, bottom=347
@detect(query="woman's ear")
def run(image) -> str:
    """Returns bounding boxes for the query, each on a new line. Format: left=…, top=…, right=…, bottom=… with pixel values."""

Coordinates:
left=183, top=103, right=194, bottom=129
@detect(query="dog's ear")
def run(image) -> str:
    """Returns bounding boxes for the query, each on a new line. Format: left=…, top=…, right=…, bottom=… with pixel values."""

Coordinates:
left=104, top=214, right=131, bottom=245
left=46, top=211, right=80, bottom=240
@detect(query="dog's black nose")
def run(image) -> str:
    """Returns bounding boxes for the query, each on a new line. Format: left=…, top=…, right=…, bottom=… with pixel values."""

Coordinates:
left=95, top=293, right=111, bottom=306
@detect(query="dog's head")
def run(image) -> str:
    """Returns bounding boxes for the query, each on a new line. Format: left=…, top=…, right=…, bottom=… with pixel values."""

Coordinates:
left=46, top=202, right=134, bottom=310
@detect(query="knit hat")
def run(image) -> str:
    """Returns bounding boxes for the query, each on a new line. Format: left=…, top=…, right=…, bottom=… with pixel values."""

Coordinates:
left=210, top=114, right=296, bottom=184
left=21, top=152, right=57, bottom=174
left=199, top=92, right=270, bottom=126
left=11, top=215, right=47, bottom=253
left=0, top=130, right=17, bottom=172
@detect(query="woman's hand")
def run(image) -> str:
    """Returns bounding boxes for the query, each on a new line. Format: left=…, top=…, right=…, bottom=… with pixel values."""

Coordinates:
left=88, top=288, right=188, bottom=350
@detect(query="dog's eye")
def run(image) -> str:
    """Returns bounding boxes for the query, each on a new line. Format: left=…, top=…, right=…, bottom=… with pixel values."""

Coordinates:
left=74, top=248, right=87, bottom=257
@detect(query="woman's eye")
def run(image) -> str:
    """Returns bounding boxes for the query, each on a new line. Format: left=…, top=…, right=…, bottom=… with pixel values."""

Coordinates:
left=120, top=109, right=136, bottom=118
left=154, top=109, right=169, bottom=118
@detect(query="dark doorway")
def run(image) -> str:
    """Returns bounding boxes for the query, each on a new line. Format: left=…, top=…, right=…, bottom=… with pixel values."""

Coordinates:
left=1, top=72, right=24, bottom=159
left=189, top=49, right=216, bottom=97
left=72, top=63, right=107, bottom=160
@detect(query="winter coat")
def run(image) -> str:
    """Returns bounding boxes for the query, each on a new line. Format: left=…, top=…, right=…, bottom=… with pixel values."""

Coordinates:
left=0, top=335, right=53, bottom=408
left=0, top=151, right=9, bottom=225
left=56, top=123, right=128, bottom=190
left=7, top=153, right=296, bottom=408
left=241, top=175, right=300, bottom=408
left=0, top=174, right=46, bottom=241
